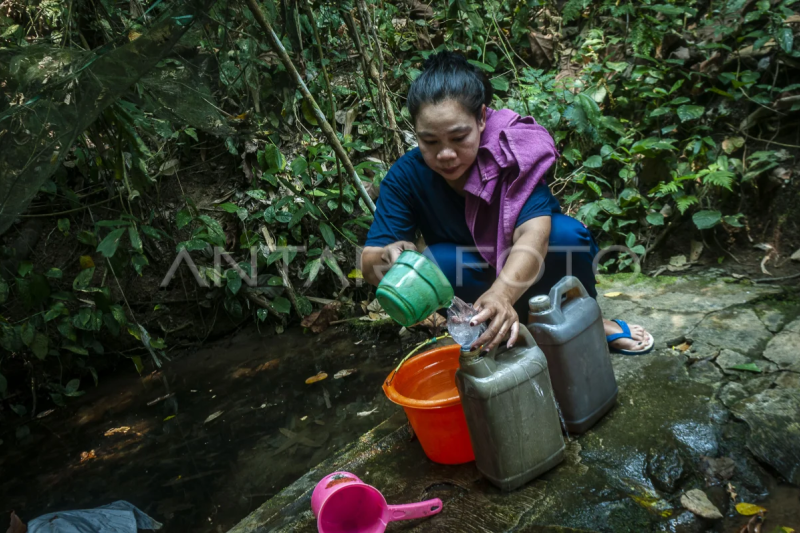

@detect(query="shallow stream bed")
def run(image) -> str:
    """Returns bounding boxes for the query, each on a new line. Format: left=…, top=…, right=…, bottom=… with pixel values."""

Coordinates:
left=0, top=324, right=410, bottom=532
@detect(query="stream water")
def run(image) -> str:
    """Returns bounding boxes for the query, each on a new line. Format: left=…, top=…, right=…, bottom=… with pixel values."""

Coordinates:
left=0, top=325, right=409, bottom=532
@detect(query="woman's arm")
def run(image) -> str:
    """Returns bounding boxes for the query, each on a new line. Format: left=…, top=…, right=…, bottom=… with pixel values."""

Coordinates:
left=470, top=216, right=551, bottom=351
left=361, top=241, right=418, bottom=286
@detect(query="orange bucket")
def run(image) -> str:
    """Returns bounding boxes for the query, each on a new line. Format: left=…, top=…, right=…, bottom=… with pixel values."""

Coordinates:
left=383, top=343, right=475, bottom=465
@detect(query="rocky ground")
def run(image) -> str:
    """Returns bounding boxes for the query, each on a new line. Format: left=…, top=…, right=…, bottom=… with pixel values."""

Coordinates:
left=227, top=272, right=800, bottom=533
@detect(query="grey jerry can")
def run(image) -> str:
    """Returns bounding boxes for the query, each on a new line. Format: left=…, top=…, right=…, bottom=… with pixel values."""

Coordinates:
left=455, top=327, right=565, bottom=491
left=527, top=276, right=618, bottom=434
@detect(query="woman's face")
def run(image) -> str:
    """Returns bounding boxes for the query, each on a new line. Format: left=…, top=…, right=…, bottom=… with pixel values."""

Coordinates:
left=415, top=99, right=486, bottom=183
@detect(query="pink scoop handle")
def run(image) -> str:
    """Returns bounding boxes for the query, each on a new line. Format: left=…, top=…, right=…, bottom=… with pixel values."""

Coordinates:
left=387, top=498, right=443, bottom=522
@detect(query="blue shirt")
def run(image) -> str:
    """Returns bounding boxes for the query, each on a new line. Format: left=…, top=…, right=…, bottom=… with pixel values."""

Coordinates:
left=365, top=148, right=561, bottom=248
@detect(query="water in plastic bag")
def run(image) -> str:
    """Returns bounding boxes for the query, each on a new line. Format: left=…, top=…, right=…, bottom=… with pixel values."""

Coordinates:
left=447, top=296, right=487, bottom=349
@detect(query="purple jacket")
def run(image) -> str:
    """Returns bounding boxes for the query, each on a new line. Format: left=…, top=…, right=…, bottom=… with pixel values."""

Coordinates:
left=464, top=108, right=559, bottom=272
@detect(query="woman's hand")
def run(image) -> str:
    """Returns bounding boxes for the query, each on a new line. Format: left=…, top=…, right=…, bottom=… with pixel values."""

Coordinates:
left=382, top=240, right=417, bottom=265
left=361, top=241, right=417, bottom=286
left=470, top=289, right=520, bottom=351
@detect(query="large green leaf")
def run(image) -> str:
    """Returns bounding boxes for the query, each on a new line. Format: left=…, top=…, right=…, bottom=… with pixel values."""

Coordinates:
left=73, top=267, right=96, bottom=291
left=777, top=27, right=794, bottom=53
left=467, top=60, right=495, bottom=73
left=64, top=378, right=84, bottom=397
left=322, top=253, right=345, bottom=280
left=587, top=181, right=603, bottom=196
left=303, top=258, right=321, bottom=284
left=632, top=137, right=676, bottom=154
left=128, top=226, right=143, bottom=253
left=584, top=155, right=603, bottom=168
left=649, top=107, right=671, bottom=118
left=57, top=318, right=77, bottom=341
left=18, top=262, right=33, bottom=277
left=260, top=144, right=286, bottom=171
left=30, top=333, right=49, bottom=360
left=577, top=93, right=601, bottom=124
left=598, top=198, right=623, bottom=215
left=246, top=189, right=268, bottom=200
left=647, top=213, right=665, bottom=226
left=226, top=268, right=242, bottom=295
left=217, top=203, right=239, bottom=213
left=693, top=210, right=722, bottom=230
left=197, top=215, right=225, bottom=246
left=291, top=156, right=308, bottom=176
left=21, top=322, right=35, bottom=346
left=96, top=228, right=126, bottom=258
left=176, top=208, right=193, bottom=229
left=320, top=222, right=336, bottom=249
left=729, top=363, right=761, bottom=373
left=490, top=77, right=510, bottom=92
left=271, top=296, right=291, bottom=314
left=44, top=302, right=66, bottom=322
left=677, top=105, right=705, bottom=122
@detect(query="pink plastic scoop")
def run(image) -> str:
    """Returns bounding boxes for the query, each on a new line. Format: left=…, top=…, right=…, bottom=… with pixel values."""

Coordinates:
left=311, top=471, right=443, bottom=533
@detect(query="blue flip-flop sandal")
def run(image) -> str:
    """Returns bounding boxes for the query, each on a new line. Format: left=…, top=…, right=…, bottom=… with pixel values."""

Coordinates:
left=606, top=319, right=654, bottom=356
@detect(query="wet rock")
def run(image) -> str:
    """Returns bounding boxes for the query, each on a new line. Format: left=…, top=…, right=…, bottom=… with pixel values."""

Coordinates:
left=646, top=447, right=685, bottom=493
left=671, top=419, right=720, bottom=457
left=731, top=388, right=800, bottom=484
left=774, top=372, right=800, bottom=389
left=698, top=456, right=735, bottom=485
left=715, top=349, right=777, bottom=375
left=757, top=308, right=787, bottom=333
left=691, top=309, right=772, bottom=357
left=687, top=359, right=724, bottom=386
left=703, top=485, right=731, bottom=516
left=717, top=423, right=772, bottom=498
left=741, top=375, right=777, bottom=395
left=656, top=510, right=705, bottom=533
left=603, top=277, right=779, bottom=314
left=683, top=340, right=719, bottom=360
left=680, top=488, right=723, bottom=519
left=719, top=382, right=749, bottom=408
left=762, top=318, right=800, bottom=372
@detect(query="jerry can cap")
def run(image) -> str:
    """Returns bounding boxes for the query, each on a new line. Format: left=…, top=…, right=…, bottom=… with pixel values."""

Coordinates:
left=529, top=295, right=551, bottom=313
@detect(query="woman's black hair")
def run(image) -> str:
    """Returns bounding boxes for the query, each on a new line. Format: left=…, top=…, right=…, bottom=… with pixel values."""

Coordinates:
left=407, top=51, right=493, bottom=125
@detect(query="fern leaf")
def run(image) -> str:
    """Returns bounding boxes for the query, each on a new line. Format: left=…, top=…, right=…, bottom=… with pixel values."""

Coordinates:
left=676, top=195, right=699, bottom=214
left=703, top=171, right=735, bottom=191
left=562, top=0, right=591, bottom=24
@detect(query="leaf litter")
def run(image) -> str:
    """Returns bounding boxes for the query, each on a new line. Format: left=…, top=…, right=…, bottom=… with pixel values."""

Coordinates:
left=204, top=410, right=223, bottom=424
left=680, top=488, right=723, bottom=519
left=305, top=372, right=328, bottom=384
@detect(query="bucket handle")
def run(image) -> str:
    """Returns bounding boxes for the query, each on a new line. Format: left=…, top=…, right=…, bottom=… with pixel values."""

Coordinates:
left=385, top=333, right=452, bottom=386
left=550, top=276, right=589, bottom=312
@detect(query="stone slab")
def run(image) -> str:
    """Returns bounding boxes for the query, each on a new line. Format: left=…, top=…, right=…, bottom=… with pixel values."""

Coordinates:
left=762, top=318, right=800, bottom=372
left=731, top=388, right=800, bottom=485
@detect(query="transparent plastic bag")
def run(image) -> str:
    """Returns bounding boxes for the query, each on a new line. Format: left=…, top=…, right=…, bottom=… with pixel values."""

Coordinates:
left=447, top=296, right=486, bottom=350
